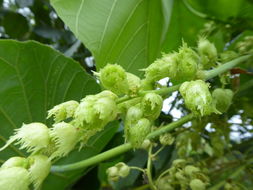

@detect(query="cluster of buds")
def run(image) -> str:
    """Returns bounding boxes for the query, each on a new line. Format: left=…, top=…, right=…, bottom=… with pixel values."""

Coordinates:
left=124, top=92, right=163, bottom=148
left=156, top=159, right=209, bottom=190
left=0, top=155, right=51, bottom=190
left=236, top=35, right=253, bottom=54
left=106, top=162, right=130, bottom=182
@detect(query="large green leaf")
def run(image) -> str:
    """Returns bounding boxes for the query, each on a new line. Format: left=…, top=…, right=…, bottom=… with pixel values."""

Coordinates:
left=51, top=0, right=173, bottom=75
left=0, top=40, right=117, bottom=189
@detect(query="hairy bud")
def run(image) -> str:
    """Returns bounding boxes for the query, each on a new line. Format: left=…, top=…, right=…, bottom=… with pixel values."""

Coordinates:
left=28, top=155, right=51, bottom=190
left=175, top=43, right=199, bottom=82
left=98, top=64, right=129, bottom=95
left=126, top=72, right=141, bottom=96
left=179, top=80, right=218, bottom=116
left=50, top=122, right=80, bottom=159
left=128, top=118, right=151, bottom=148
left=0, top=167, right=30, bottom=190
left=74, top=91, right=118, bottom=130
left=141, top=93, right=163, bottom=120
left=212, top=88, right=233, bottom=113
left=1, top=157, right=28, bottom=169
left=143, top=53, right=178, bottom=82
left=197, top=38, right=217, bottom=69
left=190, top=179, right=206, bottom=190
left=47, top=100, right=79, bottom=123
left=0, top=123, right=50, bottom=153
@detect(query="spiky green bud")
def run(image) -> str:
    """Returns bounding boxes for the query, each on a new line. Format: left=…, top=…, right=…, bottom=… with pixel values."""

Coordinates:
left=128, top=118, right=151, bottom=148
left=98, top=64, right=129, bottom=95
left=190, top=179, right=206, bottom=190
left=74, top=91, right=118, bottom=130
left=50, top=122, right=80, bottom=159
left=28, top=155, right=51, bottom=190
left=198, top=38, right=217, bottom=69
left=143, top=53, right=178, bottom=82
left=0, top=167, right=30, bottom=190
left=141, top=93, right=163, bottom=120
left=212, top=88, right=233, bottom=113
left=126, top=72, right=141, bottom=96
left=174, top=43, right=199, bottom=82
left=179, top=80, right=218, bottom=116
left=0, top=123, right=50, bottom=153
left=47, top=100, right=79, bottom=123
left=1, top=157, right=29, bottom=169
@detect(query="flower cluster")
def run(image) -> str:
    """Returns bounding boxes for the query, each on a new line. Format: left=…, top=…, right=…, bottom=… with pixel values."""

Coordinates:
left=156, top=159, right=209, bottom=190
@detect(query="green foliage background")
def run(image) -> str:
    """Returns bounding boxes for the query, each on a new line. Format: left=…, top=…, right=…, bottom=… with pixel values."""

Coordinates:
left=0, top=0, right=252, bottom=189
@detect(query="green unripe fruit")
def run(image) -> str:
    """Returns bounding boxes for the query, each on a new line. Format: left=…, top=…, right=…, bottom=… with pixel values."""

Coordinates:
left=190, top=179, right=206, bottom=190
left=98, top=64, right=129, bottom=95
left=159, top=133, right=175, bottom=146
left=1, top=157, right=29, bottom=169
left=0, top=167, right=30, bottom=190
left=179, top=80, right=218, bottom=116
left=212, top=88, right=233, bottom=113
left=197, top=38, right=217, bottom=69
left=128, top=118, right=151, bottom=148
left=141, top=93, right=163, bottom=120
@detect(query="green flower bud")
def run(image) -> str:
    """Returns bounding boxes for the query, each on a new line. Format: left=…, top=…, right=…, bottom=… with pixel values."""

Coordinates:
left=184, top=165, right=200, bottom=177
left=141, top=93, right=163, bottom=120
left=175, top=171, right=187, bottom=181
left=174, top=43, right=199, bottom=82
left=179, top=80, right=218, bottom=116
left=159, top=133, right=175, bottom=146
left=115, top=162, right=130, bottom=178
left=74, top=91, right=118, bottom=130
left=0, top=123, right=50, bottom=153
left=143, top=53, right=178, bottom=82
left=93, top=97, right=118, bottom=122
left=47, top=100, right=79, bottom=123
left=50, top=122, right=80, bottom=159
left=172, top=159, right=186, bottom=168
left=28, top=155, right=51, bottom=190
left=0, top=167, right=30, bottom=190
left=128, top=118, right=151, bottom=148
left=1, top=157, right=29, bottom=169
left=190, top=179, right=206, bottom=190
left=212, top=88, right=233, bottom=113
left=156, top=177, right=174, bottom=190
left=126, top=72, right=141, bottom=96
left=124, top=105, right=143, bottom=140
left=98, top=64, right=129, bottom=95
left=197, top=38, right=217, bottom=69
left=106, top=166, right=119, bottom=181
